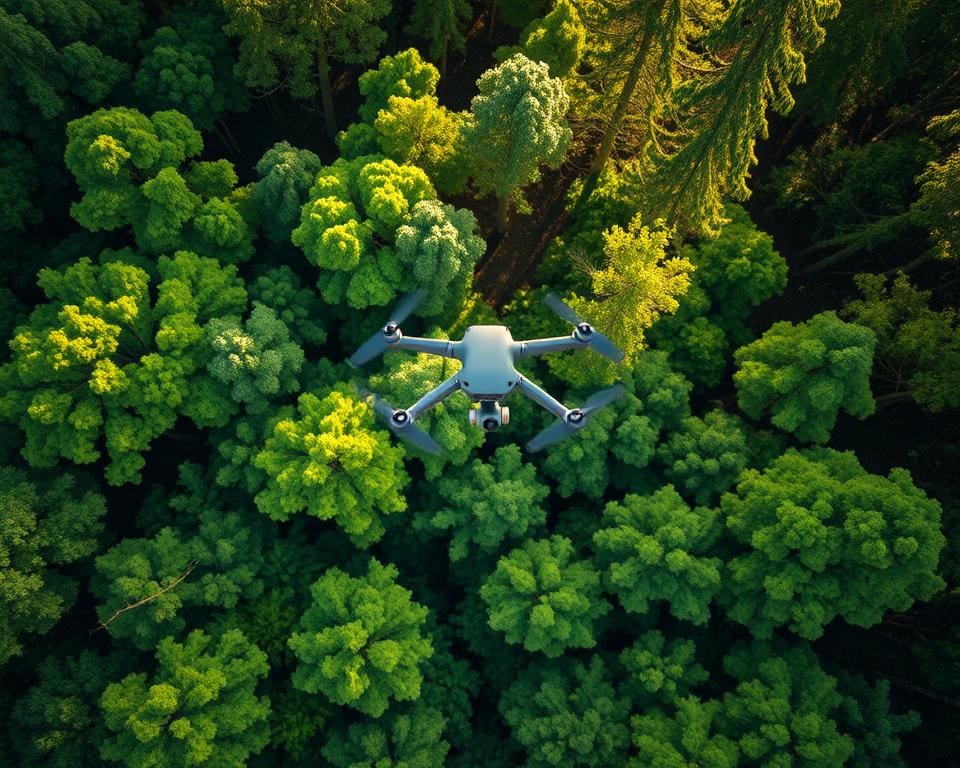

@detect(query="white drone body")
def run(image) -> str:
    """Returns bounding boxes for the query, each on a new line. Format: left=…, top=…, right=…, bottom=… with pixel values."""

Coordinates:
left=351, top=290, right=626, bottom=454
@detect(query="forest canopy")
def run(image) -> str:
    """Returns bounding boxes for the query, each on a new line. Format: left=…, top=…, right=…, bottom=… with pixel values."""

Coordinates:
left=0, top=1, right=957, bottom=767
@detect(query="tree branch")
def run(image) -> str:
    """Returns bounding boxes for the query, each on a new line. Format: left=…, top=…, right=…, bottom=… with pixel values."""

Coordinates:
left=92, top=560, right=199, bottom=633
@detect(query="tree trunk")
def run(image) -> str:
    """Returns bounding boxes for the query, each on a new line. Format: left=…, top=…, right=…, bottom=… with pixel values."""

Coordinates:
left=573, top=4, right=661, bottom=214
left=317, top=46, right=338, bottom=141
left=496, top=195, right=510, bottom=234
left=440, top=37, right=448, bottom=80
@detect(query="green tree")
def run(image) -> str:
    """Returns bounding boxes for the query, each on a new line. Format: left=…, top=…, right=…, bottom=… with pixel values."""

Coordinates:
left=322, top=704, right=449, bottom=767
left=648, top=0, right=840, bottom=234
left=499, top=657, right=631, bottom=768
left=841, top=272, right=960, bottom=412
left=465, top=54, right=572, bottom=230
left=251, top=142, right=323, bottom=244
left=291, top=155, right=436, bottom=309
left=719, top=640, right=854, bottom=767
left=721, top=448, right=946, bottom=640
left=630, top=696, right=740, bottom=768
left=207, top=303, right=305, bottom=414
left=620, top=630, right=708, bottom=707
left=0, top=251, right=245, bottom=484
left=65, top=107, right=254, bottom=261
left=480, top=535, right=610, bottom=657
left=133, top=8, right=245, bottom=131
left=656, top=410, right=749, bottom=504
left=405, top=0, right=472, bottom=77
left=542, top=350, right=692, bottom=497
left=357, top=48, right=440, bottom=122
left=837, top=674, right=919, bottom=768
left=9, top=649, right=130, bottom=768
left=373, top=96, right=469, bottom=195
left=289, top=558, right=433, bottom=717
left=0, top=467, right=105, bottom=664
left=220, top=0, right=391, bottom=138
left=593, top=486, right=723, bottom=624
left=495, top=0, right=586, bottom=78
left=421, top=445, right=549, bottom=561
left=252, top=388, right=408, bottom=547
left=248, top=266, right=328, bottom=347
left=734, top=312, right=876, bottom=443
left=100, top=629, right=271, bottom=768
left=393, top=200, right=485, bottom=316
left=92, top=505, right=267, bottom=650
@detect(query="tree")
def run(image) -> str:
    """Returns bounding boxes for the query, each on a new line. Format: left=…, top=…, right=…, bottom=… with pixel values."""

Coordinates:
left=0, top=251, right=245, bottom=484
left=356, top=48, right=440, bottom=122
left=100, top=629, right=271, bottom=768
left=0, top=467, right=104, bottom=664
left=405, top=0, right=472, bottom=77
left=734, top=312, right=876, bottom=443
left=836, top=674, right=919, bottom=768
left=620, top=630, right=708, bottom=707
left=499, top=657, right=631, bottom=768
left=207, top=303, right=305, bottom=414
left=252, top=388, right=409, bottom=547
left=593, top=486, right=722, bottom=624
left=719, top=640, right=855, bottom=767
left=495, top=0, right=586, bottom=78
left=393, top=200, right=485, bottom=316
left=374, top=96, right=469, bottom=195
left=322, top=704, right=449, bottom=767
left=721, top=448, right=946, bottom=640
left=565, top=214, right=693, bottom=381
left=910, top=110, right=960, bottom=261
left=92, top=506, right=267, bottom=650
left=647, top=0, right=841, bottom=234
left=465, top=54, right=573, bottom=230
left=288, top=558, right=433, bottom=717
left=133, top=8, right=245, bottom=131
left=648, top=204, right=787, bottom=388
left=421, top=445, right=549, bottom=561
left=656, top=410, right=749, bottom=504
left=630, top=697, right=740, bottom=768
left=248, top=266, right=328, bottom=347
left=291, top=155, right=436, bottom=309
left=64, top=107, right=254, bottom=261
left=251, top=142, right=323, bottom=244
left=219, top=0, right=391, bottom=139
left=9, top=649, right=130, bottom=768
left=841, top=272, right=960, bottom=411
left=480, top=535, right=610, bottom=656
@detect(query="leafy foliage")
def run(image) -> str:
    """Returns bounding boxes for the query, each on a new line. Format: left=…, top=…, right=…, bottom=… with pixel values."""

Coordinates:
left=289, top=558, right=433, bottom=717
left=721, top=448, right=946, bottom=639
left=0, top=467, right=104, bottom=663
left=253, top=388, right=408, bottom=547
left=99, top=629, right=270, bottom=767
left=481, top=535, right=610, bottom=656
left=593, top=486, right=723, bottom=624
left=734, top=312, right=876, bottom=443
left=322, top=704, right=449, bottom=767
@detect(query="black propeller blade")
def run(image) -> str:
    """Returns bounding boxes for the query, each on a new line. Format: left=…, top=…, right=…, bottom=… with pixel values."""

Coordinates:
left=526, top=384, right=626, bottom=452
left=362, top=389, right=443, bottom=455
left=349, top=289, right=427, bottom=367
left=543, top=293, right=625, bottom=363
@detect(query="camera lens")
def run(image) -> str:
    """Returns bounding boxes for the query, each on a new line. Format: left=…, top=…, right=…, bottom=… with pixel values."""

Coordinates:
left=482, top=418, right=498, bottom=431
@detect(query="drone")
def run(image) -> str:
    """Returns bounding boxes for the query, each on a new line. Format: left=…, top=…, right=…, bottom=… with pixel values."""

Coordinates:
left=350, top=289, right=627, bottom=454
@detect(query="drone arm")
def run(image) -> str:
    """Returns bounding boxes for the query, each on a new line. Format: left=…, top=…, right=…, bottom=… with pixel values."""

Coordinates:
left=407, top=373, right=461, bottom=421
left=391, top=335, right=460, bottom=359
left=513, top=335, right=584, bottom=359
left=515, top=375, right=569, bottom=420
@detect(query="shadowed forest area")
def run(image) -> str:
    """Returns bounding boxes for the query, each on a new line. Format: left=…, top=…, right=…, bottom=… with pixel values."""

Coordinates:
left=1, top=0, right=958, bottom=766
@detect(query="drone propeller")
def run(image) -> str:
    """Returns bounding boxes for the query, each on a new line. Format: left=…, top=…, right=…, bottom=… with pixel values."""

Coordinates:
left=543, top=293, right=625, bottom=363
left=361, top=388, right=443, bottom=455
left=526, top=384, right=626, bottom=452
left=349, top=289, right=428, bottom=367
